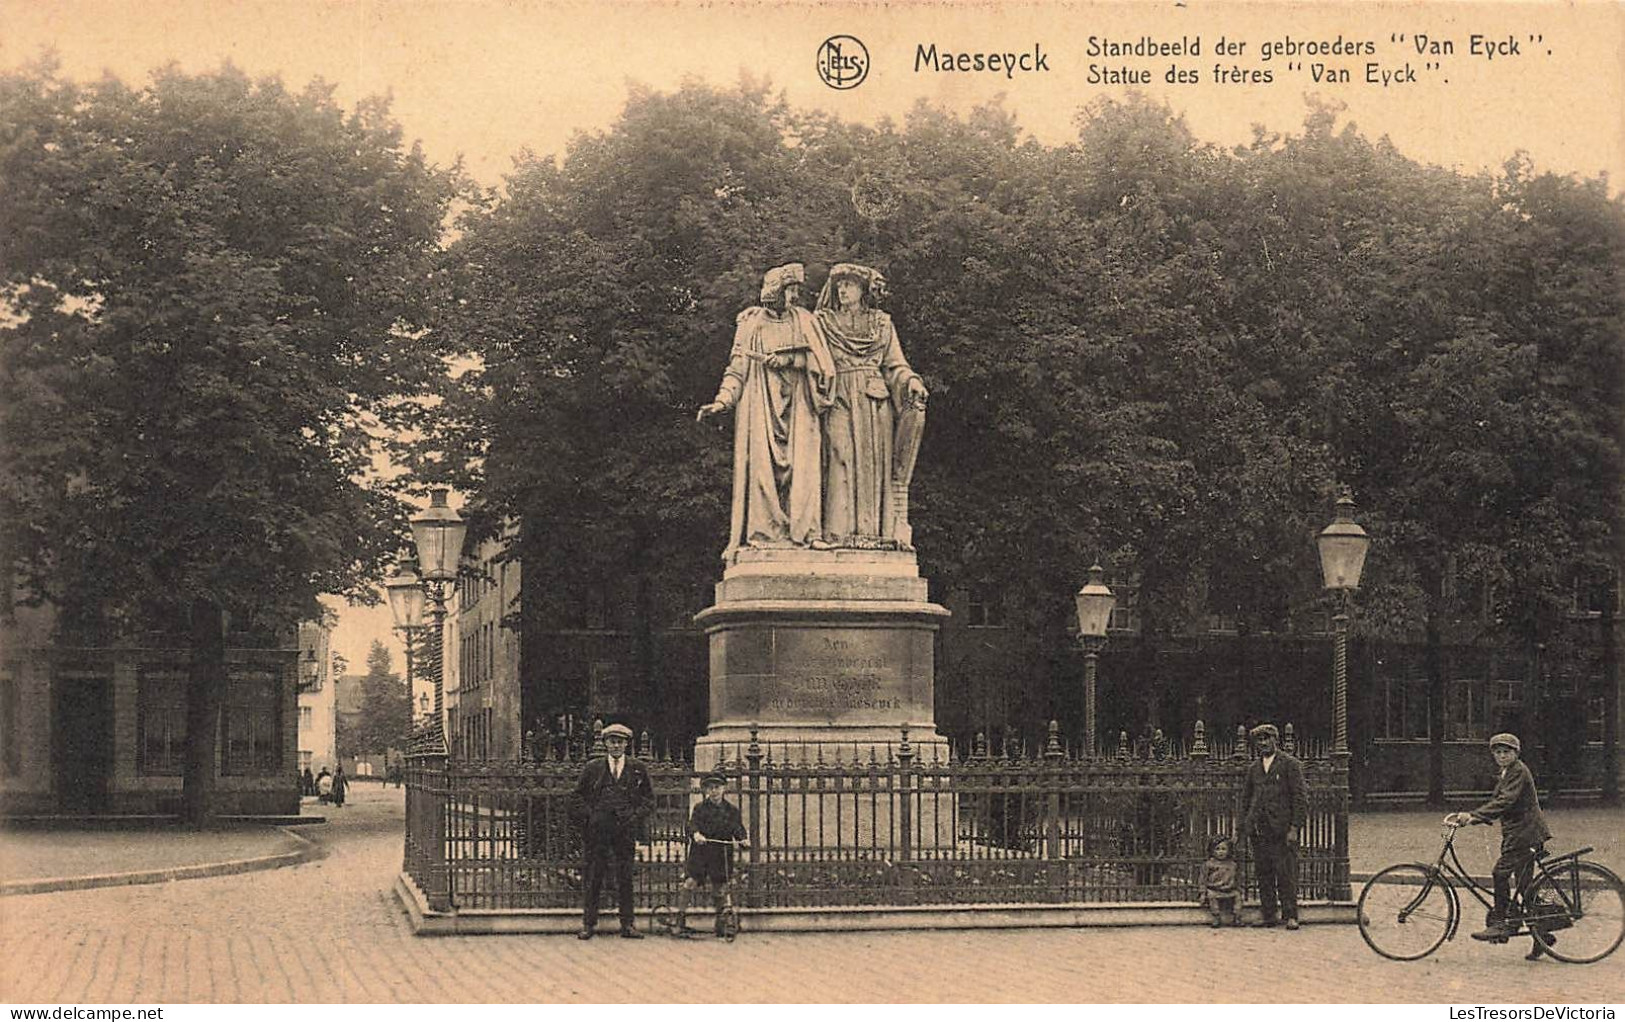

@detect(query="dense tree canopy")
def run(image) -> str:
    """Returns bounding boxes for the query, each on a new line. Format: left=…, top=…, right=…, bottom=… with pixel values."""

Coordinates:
left=4, top=64, right=1618, bottom=792
left=432, top=82, right=1621, bottom=688
left=0, top=60, right=467, bottom=818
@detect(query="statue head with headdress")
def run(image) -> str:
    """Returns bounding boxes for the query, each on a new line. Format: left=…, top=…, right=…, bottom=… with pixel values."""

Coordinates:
left=759, top=262, right=806, bottom=309
left=818, top=263, right=887, bottom=313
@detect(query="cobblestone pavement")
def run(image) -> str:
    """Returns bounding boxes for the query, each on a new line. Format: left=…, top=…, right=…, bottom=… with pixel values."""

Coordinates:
left=2, top=786, right=1620, bottom=1004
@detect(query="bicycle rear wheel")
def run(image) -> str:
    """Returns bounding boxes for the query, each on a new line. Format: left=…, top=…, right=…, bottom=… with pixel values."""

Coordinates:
left=1526, top=861, right=1625, bottom=964
left=1358, top=864, right=1454, bottom=960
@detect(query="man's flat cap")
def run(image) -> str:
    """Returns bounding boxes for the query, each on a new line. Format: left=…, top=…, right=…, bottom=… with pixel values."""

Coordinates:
left=1249, top=723, right=1280, bottom=740
left=1488, top=732, right=1521, bottom=752
left=601, top=723, right=634, bottom=740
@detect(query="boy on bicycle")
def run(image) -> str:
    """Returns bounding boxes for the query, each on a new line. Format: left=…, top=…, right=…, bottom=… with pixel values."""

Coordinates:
left=1446, top=732, right=1553, bottom=957
left=677, top=773, right=749, bottom=937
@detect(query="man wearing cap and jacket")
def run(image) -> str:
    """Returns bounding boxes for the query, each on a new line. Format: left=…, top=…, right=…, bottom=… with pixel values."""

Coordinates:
left=1448, top=733, right=1554, bottom=955
left=1241, top=723, right=1309, bottom=930
left=570, top=723, right=653, bottom=939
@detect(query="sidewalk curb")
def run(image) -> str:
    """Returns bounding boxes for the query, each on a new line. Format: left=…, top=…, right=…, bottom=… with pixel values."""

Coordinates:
left=393, top=873, right=1358, bottom=936
left=0, top=825, right=326, bottom=897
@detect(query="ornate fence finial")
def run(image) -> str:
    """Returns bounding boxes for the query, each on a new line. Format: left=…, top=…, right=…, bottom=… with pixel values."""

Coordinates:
left=1283, top=722, right=1297, bottom=755
left=747, top=724, right=762, bottom=768
left=1118, top=730, right=1131, bottom=759
left=1045, top=720, right=1063, bottom=759
left=899, top=725, right=913, bottom=766
left=591, top=718, right=606, bottom=756
left=639, top=728, right=652, bottom=759
left=972, top=731, right=988, bottom=759
left=1189, top=720, right=1207, bottom=760
left=1233, top=725, right=1249, bottom=760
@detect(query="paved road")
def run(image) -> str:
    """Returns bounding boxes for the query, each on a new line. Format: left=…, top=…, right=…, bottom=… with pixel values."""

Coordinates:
left=2, top=786, right=1619, bottom=1004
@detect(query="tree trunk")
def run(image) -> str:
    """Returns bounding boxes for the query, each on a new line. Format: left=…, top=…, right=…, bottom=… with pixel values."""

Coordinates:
left=182, top=597, right=225, bottom=828
left=1601, top=571, right=1618, bottom=805
left=1424, top=591, right=1446, bottom=809
left=632, top=526, right=657, bottom=740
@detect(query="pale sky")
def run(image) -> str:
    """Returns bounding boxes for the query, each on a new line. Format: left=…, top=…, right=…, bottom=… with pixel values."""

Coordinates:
left=6, top=0, right=1621, bottom=668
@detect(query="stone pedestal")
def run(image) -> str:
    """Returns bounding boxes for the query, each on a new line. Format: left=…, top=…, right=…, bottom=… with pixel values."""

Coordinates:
left=693, top=548, right=953, bottom=849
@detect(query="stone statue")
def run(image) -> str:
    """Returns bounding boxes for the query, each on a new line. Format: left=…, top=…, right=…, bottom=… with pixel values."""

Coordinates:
left=698, top=263, right=835, bottom=556
left=814, top=264, right=928, bottom=548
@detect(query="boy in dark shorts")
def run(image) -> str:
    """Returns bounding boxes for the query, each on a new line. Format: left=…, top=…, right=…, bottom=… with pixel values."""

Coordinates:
left=678, top=774, right=749, bottom=936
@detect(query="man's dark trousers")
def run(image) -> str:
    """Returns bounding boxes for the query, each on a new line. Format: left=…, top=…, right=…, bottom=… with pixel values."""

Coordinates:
left=583, top=834, right=637, bottom=931
left=1252, top=833, right=1298, bottom=924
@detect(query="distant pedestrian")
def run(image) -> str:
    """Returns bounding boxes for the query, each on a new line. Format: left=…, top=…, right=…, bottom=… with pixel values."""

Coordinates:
left=316, top=768, right=333, bottom=803
left=677, top=774, right=749, bottom=936
left=1241, top=723, right=1308, bottom=930
left=301, top=767, right=315, bottom=797
left=332, top=764, right=348, bottom=807
left=1448, top=733, right=1554, bottom=959
left=1200, top=835, right=1241, bottom=927
left=569, top=723, right=652, bottom=939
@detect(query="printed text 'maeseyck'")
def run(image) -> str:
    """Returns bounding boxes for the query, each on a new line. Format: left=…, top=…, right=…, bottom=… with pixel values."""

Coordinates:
left=914, top=44, right=1051, bottom=77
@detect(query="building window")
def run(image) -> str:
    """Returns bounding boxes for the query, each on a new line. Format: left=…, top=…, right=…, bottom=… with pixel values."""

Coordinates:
left=1491, top=678, right=1523, bottom=734
left=299, top=750, right=313, bottom=771
left=1108, top=585, right=1141, bottom=634
left=299, top=705, right=313, bottom=731
left=137, top=668, right=188, bottom=775
left=965, top=585, right=1006, bottom=628
left=1448, top=679, right=1488, bottom=741
left=585, top=583, right=614, bottom=631
left=222, top=669, right=281, bottom=775
left=1382, top=675, right=1432, bottom=740
left=0, top=677, right=18, bottom=776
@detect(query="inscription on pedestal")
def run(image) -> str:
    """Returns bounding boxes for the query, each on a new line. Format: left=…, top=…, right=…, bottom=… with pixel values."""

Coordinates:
left=713, top=624, right=927, bottom=724
left=768, top=635, right=900, bottom=713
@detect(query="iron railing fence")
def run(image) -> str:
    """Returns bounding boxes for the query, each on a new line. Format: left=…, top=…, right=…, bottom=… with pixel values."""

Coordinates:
left=404, top=721, right=1350, bottom=914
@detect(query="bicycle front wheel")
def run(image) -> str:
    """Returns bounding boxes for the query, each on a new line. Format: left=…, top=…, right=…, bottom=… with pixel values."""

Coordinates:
left=1358, top=864, right=1454, bottom=960
left=1527, top=861, right=1625, bottom=964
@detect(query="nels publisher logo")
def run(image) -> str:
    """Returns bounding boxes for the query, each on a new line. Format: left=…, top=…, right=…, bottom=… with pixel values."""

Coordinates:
left=817, top=35, right=869, bottom=89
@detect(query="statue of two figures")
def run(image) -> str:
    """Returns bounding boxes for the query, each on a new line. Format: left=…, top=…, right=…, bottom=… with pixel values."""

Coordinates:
left=697, top=263, right=929, bottom=560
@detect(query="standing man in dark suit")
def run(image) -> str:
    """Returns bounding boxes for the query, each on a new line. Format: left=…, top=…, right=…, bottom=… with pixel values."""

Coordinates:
left=1242, top=722, right=1309, bottom=930
left=570, top=723, right=653, bottom=939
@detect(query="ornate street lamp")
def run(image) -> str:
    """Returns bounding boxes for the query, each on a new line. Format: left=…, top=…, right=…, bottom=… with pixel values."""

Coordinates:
left=385, top=556, right=426, bottom=724
left=1317, top=490, right=1371, bottom=758
left=1075, top=564, right=1116, bottom=757
left=391, top=489, right=469, bottom=753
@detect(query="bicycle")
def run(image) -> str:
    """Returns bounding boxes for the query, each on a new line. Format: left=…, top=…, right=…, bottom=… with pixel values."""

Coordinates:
left=1357, top=819, right=1625, bottom=963
left=653, top=838, right=746, bottom=942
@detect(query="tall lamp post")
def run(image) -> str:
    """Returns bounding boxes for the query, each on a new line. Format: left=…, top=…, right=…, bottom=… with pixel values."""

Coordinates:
left=385, top=489, right=468, bottom=754
left=1317, top=490, right=1371, bottom=759
left=1075, top=564, right=1116, bottom=757
left=385, top=556, right=427, bottom=723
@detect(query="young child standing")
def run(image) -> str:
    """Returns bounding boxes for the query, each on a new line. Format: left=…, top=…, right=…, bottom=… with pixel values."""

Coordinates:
left=678, top=774, right=749, bottom=936
left=1200, top=835, right=1242, bottom=927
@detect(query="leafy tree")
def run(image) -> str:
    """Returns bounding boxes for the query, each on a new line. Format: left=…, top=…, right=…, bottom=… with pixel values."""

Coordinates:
left=427, top=80, right=1620, bottom=768
left=0, top=59, right=466, bottom=821
left=336, top=640, right=411, bottom=759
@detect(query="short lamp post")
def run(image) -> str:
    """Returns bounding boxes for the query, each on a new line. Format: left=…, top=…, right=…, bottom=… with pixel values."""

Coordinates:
left=385, top=489, right=468, bottom=755
left=1075, top=564, right=1116, bottom=757
left=1317, top=490, right=1371, bottom=759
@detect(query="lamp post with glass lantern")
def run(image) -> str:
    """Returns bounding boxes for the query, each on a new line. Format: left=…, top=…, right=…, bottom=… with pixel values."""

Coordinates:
left=1317, top=490, right=1371, bottom=759
left=386, top=488, right=469, bottom=754
left=1075, top=564, right=1116, bottom=757
left=385, top=556, right=427, bottom=725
